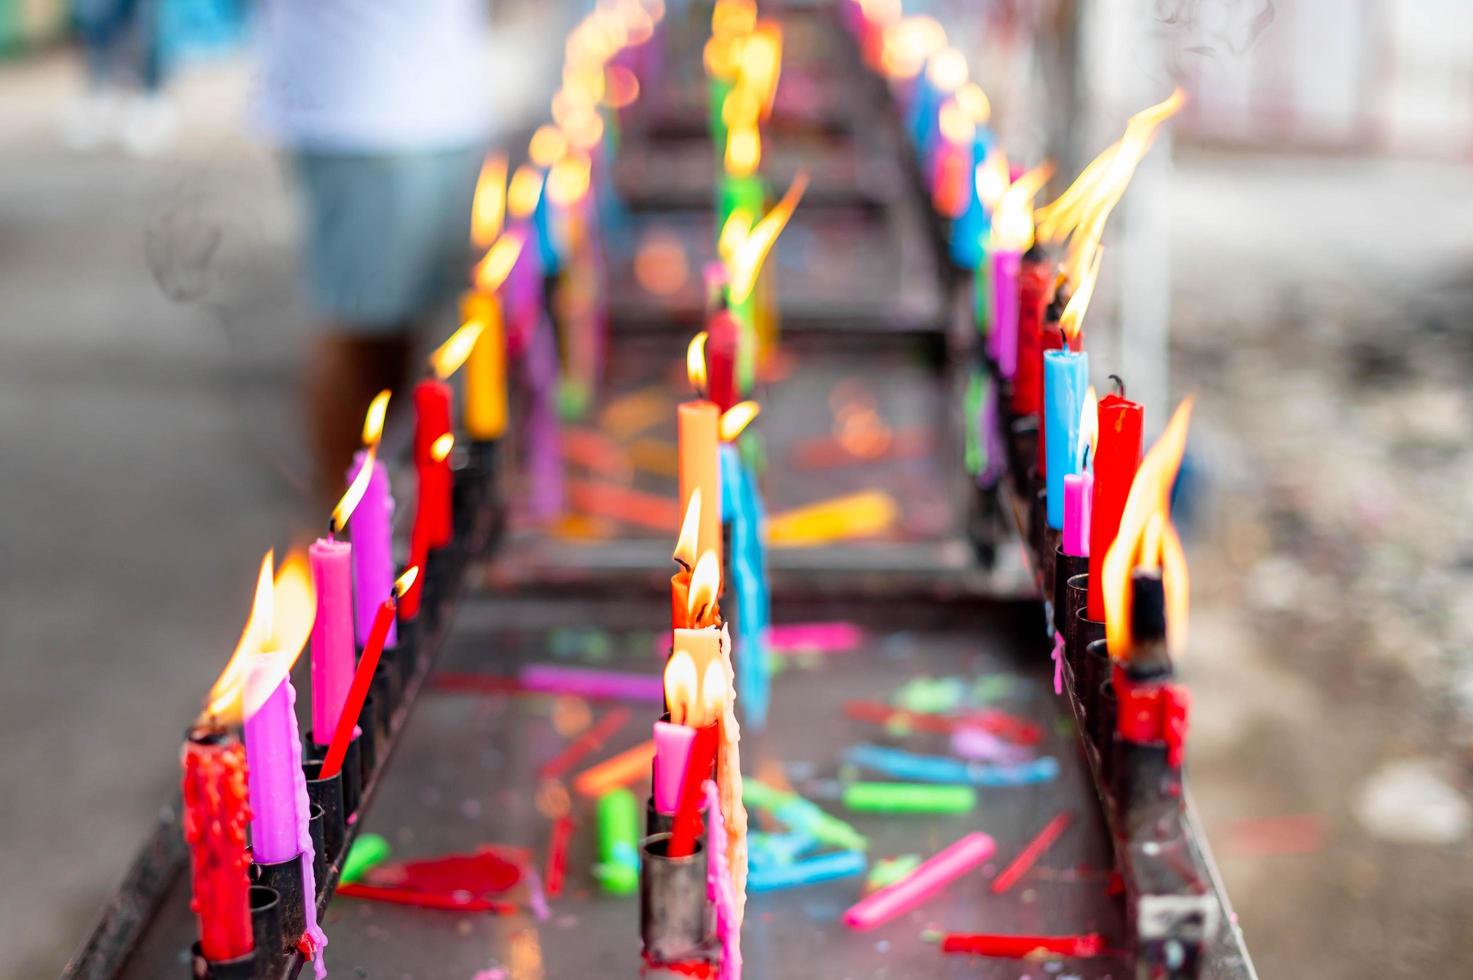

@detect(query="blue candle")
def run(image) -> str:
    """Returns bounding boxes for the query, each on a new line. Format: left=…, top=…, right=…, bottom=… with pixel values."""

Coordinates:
left=845, top=744, right=1060, bottom=788
left=531, top=168, right=562, bottom=276
left=949, top=129, right=994, bottom=269
left=721, top=443, right=771, bottom=730
left=1043, top=348, right=1089, bottom=529
left=747, top=850, right=866, bottom=893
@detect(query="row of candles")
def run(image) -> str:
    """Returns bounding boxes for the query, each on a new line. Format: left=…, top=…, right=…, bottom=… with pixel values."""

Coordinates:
left=841, top=0, right=1198, bottom=873
left=180, top=3, right=672, bottom=977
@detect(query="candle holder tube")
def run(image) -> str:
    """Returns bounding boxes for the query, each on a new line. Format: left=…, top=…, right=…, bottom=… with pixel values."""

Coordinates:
left=465, top=438, right=504, bottom=549
left=190, top=885, right=279, bottom=980
left=356, top=693, right=379, bottom=781
left=1093, top=678, right=1118, bottom=786
left=1063, top=574, right=1092, bottom=678
left=1041, top=526, right=1062, bottom=604
left=645, top=795, right=674, bottom=838
left=302, top=760, right=346, bottom=862
left=189, top=943, right=253, bottom=980
left=369, top=663, right=397, bottom=739
left=639, top=832, right=712, bottom=966
left=1071, top=609, right=1106, bottom=695
left=1053, top=550, right=1088, bottom=639
left=250, top=857, right=305, bottom=953
left=451, top=453, right=479, bottom=543
left=422, top=547, right=456, bottom=630
left=307, top=804, right=327, bottom=893
left=1028, top=488, right=1047, bottom=586
left=1081, top=639, right=1112, bottom=738
left=305, top=732, right=361, bottom=817
left=1111, top=736, right=1183, bottom=845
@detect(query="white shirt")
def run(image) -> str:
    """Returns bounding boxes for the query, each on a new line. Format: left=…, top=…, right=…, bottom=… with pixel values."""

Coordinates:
left=255, top=0, right=495, bottom=152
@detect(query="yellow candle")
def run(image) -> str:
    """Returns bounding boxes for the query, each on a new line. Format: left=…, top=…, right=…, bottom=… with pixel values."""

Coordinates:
left=463, top=292, right=507, bottom=440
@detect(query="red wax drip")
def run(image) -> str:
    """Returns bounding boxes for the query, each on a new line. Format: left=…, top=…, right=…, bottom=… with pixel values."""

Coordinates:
left=320, top=597, right=395, bottom=780
left=667, top=724, right=719, bottom=857
left=1010, top=259, right=1055, bottom=418
left=990, top=810, right=1073, bottom=894
left=182, top=733, right=254, bottom=962
left=413, top=378, right=454, bottom=550
left=1086, top=392, right=1144, bottom=622
left=939, top=932, right=1104, bottom=959
left=705, top=310, right=740, bottom=413
left=336, top=883, right=516, bottom=914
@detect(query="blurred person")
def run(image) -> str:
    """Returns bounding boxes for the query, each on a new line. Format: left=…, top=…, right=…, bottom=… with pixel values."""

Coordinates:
left=66, top=0, right=177, bottom=154
left=254, top=0, right=493, bottom=504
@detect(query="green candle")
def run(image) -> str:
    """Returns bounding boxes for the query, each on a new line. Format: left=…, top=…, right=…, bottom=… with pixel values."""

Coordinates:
left=842, top=782, right=978, bottom=814
left=593, top=788, right=640, bottom=895
left=340, top=833, right=391, bottom=885
left=709, top=76, right=733, bottom=151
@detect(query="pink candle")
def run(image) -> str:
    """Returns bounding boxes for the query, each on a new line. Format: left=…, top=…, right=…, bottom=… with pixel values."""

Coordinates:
left=348, top=451, right=396, bottom=649
left=653, top=721, right=696, bottom=815
left=1063, top=471, right=1094, bottom=557
left=842, top=831, right=995, bottom=931
left=309, top=538, right=354, bottom=743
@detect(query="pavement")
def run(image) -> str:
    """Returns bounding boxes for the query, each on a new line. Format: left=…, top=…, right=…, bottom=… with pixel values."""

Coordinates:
left=3, top=33, right=1473, bottom=980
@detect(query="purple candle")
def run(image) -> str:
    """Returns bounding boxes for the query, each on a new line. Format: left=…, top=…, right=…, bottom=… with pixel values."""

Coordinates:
left=347, top=452, right=396, bottom=649
left=309, top=538, right=354, bottom=743
left=989, top=248, right=1021, bottom=378
left=523, top=315, right=564, bottom=521
left=243, top=671, right=302, bottom=865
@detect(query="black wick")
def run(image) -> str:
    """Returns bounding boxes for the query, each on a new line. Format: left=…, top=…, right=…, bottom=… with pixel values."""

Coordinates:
left=1109, top=374, right=1126, bottom=398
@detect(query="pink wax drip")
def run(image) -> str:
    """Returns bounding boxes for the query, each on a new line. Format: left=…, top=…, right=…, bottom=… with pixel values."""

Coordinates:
left=283, top=681, right=328, bottom=977
left=703, top=779, right=741, bottom=980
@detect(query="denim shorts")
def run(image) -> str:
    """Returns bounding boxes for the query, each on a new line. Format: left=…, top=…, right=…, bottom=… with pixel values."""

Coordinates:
left=290, top=143, right=484, bottom=330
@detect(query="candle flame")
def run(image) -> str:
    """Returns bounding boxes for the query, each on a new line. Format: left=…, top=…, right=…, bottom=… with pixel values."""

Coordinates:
left=508, top=165, right=544, bottom=220
left=1077, top=386, right=1099, bottom=472
left=332, top=448, right=376, bottom=533
left=431, top=433, right=455, bottom=463
left=974, top=148, right=1009, bottom=211
left=562, top=106, right=606, bottom=152
left=719, top=401, right=760, bottom=442
left=687, top=331, right=709, bottom=394
left=470, top=154, right=508, bottom=250
left=547, top=152, right=592, bottom=207
left=990, top=162, right=1054, bottom=253
left=394, top=565, right=419, bottom=598
left=717, top=210, right=753, bottom=266
left=880, top=16, right=945, bottom=80
left=1059, top=246, right=1102, bottom=343
left=727, top=170, right=808, bottom=305
left=725, top=123, right=761, bottom=178
left=605, top=64, right=640, bottom=108
left=687, top=550, right=722, bottom=627
left=674, top=489, right=701, bottom=570
left=737, top=22, right=783, bottom=117
left=937, top=97, right=973, bottom=145
left=473, top=232, right=525, bottom=293
left=431, top=320, right=486, bottom=380
left=1102, top=397, right=1194, bottom=662
left=529, top=125, right=568, bottom=169
left=711, top=0, right=757, bottom=40
left=200, top=548, right=316, bottom=727
left=664, top=650, right=699, bottom=724
left=956, top=82, right=991, bottom=125
left=361, top=389, right=391, bottom=447
left=925, top=47, right=968, bottom=92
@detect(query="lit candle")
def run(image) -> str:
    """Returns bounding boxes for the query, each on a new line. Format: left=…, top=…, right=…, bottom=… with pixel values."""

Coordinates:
left=412, top=377, right=454, bottom=550
left=671, top=490, right=701, bottom=629
left=181, top=727, right=253, bottom=963
left=308, top=536, right=353, bottom=745
left=947, top=85, right=993, bottom=269
left=720, top=172, right=808, bottom=393
left=909, top=47, right=965, bottom=162
left=347, top=392, right=393, bottom=649
left=987, top=164, right=1051, bottom=379
left=463, top=291, right=509, bottom=442
left=679, top=334, right=722, bottom=566
left=1010, top=258, right=1057, bottom=418
left=1043, top=252, right=1101, bottom=530
left=1063, top=473, right=1093, bottom=557
left=652, top=720, right=697, bottom=815
left=1087, top=379, right=1144, bottom=622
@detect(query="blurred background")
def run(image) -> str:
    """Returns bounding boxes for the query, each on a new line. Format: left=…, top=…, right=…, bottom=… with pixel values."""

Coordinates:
left=1, top=0, right=1471, bottom=977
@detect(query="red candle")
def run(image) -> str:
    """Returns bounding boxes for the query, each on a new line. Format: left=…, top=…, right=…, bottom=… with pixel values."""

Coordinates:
left=181, top=727, right=254, bottom=963
left=1009, top=259, right=1054, bottom=417
left=319, top=568, right=416, bottom=780
left=667, top=723, right=719, bottom=857
left=1086, top=390, right=1144, bottom=622
left=413, top=378, right=454, bottom=549
left=705, top=311, right=740, bottom=413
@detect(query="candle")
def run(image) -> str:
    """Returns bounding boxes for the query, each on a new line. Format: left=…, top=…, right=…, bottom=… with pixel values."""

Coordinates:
left=667, top=722, right=719, bottom=857
left=319, top=568, right=416, bottom=780
left=1010, top=258, right=1057, bottom=417
left=721, top=437, right=771, bottom=731
left=949, top=118, right=994, bottom=267
left=464, top=293, right=508, bottom=441
left=929, top=96, right=973, bottom=218
left=987, top=164, right=1051, bottom=378
left=245, top=671, right=302, bottom=865
left=181, top=727, right=253, bottom=963
left=524, top=315, right=565, bottom=521
left=1087, top=384, right=1144, bottom=622
left=653, top=720, right=697, bottom=815
left=679, top=335, right=722, bottom=565
left=841, top=831, right=996, bottom=931
left=1043, top=349, right=1088, bottom=529
left=1063, top=472, right=1094, bottom=556
left=594, top=788, right=640, bottom=895
left=308, top=537, right=353, bottom=744
left=705, top=309, right=741, bottom=413
left=348, top=451, right=395, bottom=649
left=412, top=377, right=454, bottom=549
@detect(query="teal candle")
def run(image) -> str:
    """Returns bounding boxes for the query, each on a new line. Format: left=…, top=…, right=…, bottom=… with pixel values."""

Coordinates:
left=950, top=129, right=994, bottom=269
left=1043, top=348, right=1089, bottom=529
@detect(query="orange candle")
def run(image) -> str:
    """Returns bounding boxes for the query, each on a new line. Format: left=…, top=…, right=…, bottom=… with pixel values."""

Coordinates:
left=679, top=334, right=722, bottom=565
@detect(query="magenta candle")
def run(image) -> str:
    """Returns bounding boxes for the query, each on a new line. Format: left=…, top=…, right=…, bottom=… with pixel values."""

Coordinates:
left=348, top=451, right=396, bottom=649
left=243, top=671, right=302, bottom=865
left=842, top=831, right=996, bottom=931
left=1063, top=471, right=1094, bottom=557
left=309, top=538, right=354, bottom=743
left=653, top=721, right=697, bottom=815
left=989, top=249, right=1022, bottom=378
